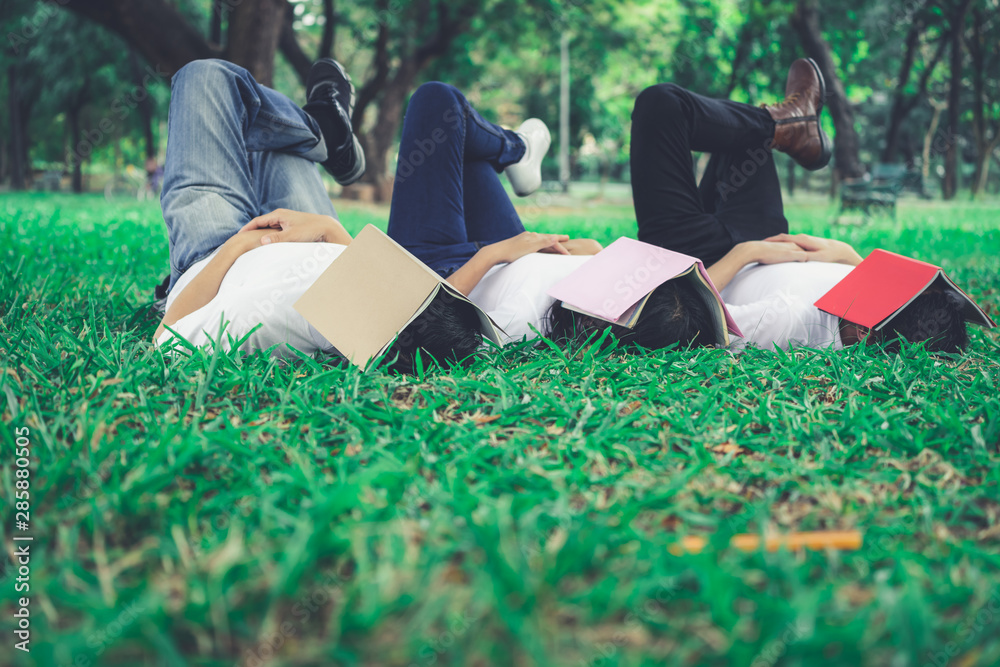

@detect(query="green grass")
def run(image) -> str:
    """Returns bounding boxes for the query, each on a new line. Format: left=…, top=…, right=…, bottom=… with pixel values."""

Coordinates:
left=1, top=191, right=999, bottom=667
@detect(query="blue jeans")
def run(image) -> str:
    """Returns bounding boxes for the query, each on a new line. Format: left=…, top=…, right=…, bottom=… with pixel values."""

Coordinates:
left=160, top=59, right=337, bottom=293
left=386, top=82, right=528, bottom=277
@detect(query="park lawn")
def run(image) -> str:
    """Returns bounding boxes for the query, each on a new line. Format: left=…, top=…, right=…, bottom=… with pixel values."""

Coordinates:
left=1, top=191, right=999, bottom=667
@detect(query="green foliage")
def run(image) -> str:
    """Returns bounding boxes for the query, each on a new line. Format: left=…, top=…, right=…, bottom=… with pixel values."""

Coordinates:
left=4, top=0, right=1000, bottom=193
left=1, top=194, right=999, bottom=665
left=1, top=2, right=170, bottom=174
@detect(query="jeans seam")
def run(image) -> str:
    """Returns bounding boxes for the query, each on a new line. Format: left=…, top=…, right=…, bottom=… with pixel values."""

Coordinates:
left=257, top=110, right=314, bottom=132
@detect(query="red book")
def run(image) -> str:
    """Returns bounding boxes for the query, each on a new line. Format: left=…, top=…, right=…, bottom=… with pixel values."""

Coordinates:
left=814, top=249, right=996, bottom=330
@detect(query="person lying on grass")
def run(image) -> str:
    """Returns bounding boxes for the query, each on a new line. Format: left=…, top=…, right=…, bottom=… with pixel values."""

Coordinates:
left=378, top=81, right=834, bottom=351
left=153, top=59, right=507, bottom=370
left=551, top=58, right=969, bottom=353
left=380, top=81, right=605, bottom=343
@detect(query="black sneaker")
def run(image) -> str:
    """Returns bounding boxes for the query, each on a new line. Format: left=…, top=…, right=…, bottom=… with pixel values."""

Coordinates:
left=302, top=59, right=366, bottom=186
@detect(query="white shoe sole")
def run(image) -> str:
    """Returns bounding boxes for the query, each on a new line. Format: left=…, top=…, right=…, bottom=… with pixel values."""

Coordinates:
left=505, top=118, right=551, bottom=197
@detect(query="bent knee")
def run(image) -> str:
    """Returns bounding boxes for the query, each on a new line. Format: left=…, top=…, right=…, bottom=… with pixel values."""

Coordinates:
left=633, top=83, right=687, bottom=118
left=409, top=81, right=460, bottom=109
left=173, top=59, right=240, bottom=87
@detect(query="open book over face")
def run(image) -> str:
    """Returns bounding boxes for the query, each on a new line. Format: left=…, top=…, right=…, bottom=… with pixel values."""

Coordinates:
left=294, top=225, right=504, bottom=368
left=546, top=237, right=742, bottom=346
left=814, top=249, right=996, bottom=330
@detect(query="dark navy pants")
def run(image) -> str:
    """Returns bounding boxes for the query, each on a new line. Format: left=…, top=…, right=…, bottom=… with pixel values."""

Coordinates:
left=386, top=82, right=527, bottom=277
left=630, top=83, right=788, bottom=266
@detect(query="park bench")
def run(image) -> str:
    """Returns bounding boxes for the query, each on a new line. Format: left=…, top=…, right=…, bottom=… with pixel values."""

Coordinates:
left=837, top=163, right=906, bottom=222
left=900, top=165, right=930, bottom=198
left=34, top=170, right=62, bottom=192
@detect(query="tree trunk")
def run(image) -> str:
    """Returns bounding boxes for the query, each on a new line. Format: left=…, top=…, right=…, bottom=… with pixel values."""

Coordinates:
left=210, top=0, right=225, bottom=46
left=923, top=99, right=946, bottom=185
left=359, top=64, right=421, bottom=201
left=791, top=0, right=865, bottom=182
left=883, top=19, right=923, bottom=163
left=129, top=50, right=156, bottom=160
left=943, top=0, right=973, bottom=200
left=347, top=0, right=480, bottom=201
left=8, top=66, right=27, bottom=190
left=964, top=6, right=999, bottom=199
left=972, top=139, right=998, bottom=196
left=227, top=0, right=287, bottom=87
left=67, top=105, right=83, bottom=193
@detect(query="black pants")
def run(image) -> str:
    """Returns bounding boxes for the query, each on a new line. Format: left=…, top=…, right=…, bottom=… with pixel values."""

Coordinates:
left=630, top=83, right=788, bottom=267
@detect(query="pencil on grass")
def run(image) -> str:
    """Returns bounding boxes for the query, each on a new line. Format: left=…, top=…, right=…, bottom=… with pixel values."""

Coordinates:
left=670, top=530, right=863, bottom=555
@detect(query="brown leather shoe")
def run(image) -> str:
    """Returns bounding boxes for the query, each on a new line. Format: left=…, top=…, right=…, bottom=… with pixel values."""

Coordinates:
left=763, top=58, right=832, bottom=171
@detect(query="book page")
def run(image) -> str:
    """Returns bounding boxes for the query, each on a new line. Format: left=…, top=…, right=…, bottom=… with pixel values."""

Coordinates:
left=938, top=274, right=996, bottom=327
left=439, top=283, right=504, bottom=345
left=880, top=272, right=997, bottom=330
left=684, top=268, right=730, bottom=346
left=875, top=271, right=943, bottom=330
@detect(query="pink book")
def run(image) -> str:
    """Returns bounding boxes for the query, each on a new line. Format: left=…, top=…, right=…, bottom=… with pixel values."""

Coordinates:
left=547, top=237, right=742, bottom=345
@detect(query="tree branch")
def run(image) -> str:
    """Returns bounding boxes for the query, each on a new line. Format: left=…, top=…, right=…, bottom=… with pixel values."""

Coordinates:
left=279, top=3, right=311, bottom=84
left=62, top=0, right=217, bottom=76
left=354, top=17, right=391, bottom=133
left=415, top=0, right=478, bottom=65
left=318, top=0, right=336, bottom=60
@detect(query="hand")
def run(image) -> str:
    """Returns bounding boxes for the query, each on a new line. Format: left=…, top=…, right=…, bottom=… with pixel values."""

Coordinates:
left=226, top=228, right=273, bottom=253
left=762, top=233, right=863, bottom=266
left=485, top=231, right=571, bottom=264
left=742, top=240, right=809, bottom=265
left=560, top=238, right=604, bottom=256
left=708, top=240, right=807, bottom=291
left=238, top=208, right=351, bottom=246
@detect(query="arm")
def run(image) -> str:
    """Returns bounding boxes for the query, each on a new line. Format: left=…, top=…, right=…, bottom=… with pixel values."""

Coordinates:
left=155, top=210, right=353, bottom=341
left=154, top=230, right=269, bottom=341
left=707, top=241, right=809, bottom=291
left=446, top=231, right=571, bottom=295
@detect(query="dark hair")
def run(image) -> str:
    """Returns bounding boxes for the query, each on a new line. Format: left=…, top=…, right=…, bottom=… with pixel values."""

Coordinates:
left=386, top=290, right=483, bottom=372
left=882, top=291, right=969, bottom=353
left=545, top=278, right=720, bottom=351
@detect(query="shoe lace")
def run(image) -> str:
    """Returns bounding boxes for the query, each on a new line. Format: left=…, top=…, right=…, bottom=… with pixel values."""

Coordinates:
left=769, top=92, right=802, bottom=111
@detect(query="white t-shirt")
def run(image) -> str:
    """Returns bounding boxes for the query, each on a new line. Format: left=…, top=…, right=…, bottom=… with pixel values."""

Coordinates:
left=722, top=261, right=855, bottom=350
left=157, top=242, right=345, bottom=358
left=468, top=253, right=594, bottom=343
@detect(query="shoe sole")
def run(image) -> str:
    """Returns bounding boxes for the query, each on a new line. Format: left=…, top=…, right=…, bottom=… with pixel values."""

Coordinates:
left=306, top=59, right=366, bottom=184
left=804, top=57, right=826, bottom=113
left=306, top=58, right=356, bottom=118
left=509, top=119, right=551, bottom=196
left=802, top=57, right=832, bottom=172
left=334, top=134, right=367, bottom=186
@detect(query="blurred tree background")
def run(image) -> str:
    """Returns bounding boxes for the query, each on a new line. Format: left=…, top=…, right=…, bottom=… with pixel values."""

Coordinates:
left=1, top=0, right=998, bottom=201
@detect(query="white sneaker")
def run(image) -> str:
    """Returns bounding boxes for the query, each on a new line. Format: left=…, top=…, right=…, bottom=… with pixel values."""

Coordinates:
left=505, top=118, right=551, bottom=197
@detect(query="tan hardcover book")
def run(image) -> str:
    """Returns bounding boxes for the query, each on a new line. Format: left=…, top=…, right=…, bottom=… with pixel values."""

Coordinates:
left=295, top=225, right=503, bottom=368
